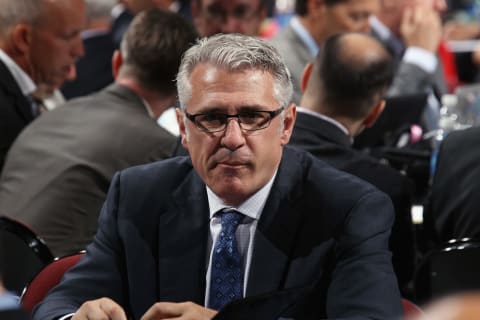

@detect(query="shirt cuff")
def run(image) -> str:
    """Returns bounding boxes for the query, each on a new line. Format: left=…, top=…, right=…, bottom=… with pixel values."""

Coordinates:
left=403, top=46, right=438, bottom=74
left=58, top=313, right=75, bottom=320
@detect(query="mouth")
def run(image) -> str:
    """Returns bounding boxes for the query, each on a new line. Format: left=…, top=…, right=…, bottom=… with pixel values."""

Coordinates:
left=217, top=161, right=248, bottom=168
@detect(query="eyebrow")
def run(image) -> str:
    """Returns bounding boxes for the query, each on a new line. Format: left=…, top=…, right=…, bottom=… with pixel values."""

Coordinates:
left=193, top=105, right=270, bottom=114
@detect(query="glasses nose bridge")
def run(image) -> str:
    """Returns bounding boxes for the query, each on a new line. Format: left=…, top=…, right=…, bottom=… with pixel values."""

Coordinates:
left=223, top=114, right=244, bottom=132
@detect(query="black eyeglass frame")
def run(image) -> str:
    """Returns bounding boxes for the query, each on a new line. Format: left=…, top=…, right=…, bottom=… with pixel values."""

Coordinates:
left=184, top=107, right=285, bottom=133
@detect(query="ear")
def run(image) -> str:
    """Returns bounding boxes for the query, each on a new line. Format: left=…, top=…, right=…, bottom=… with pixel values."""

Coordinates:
left=112, top=50, right=122, bottom=79
left=176, top=108, right=189, bottom=148
left=363, top=99, right=385, bottom=128
left=301, top=63, right=314, bottom=93
left=11, top=23, right=32, bottom=54
left=280, top=103, right=297, bottom=146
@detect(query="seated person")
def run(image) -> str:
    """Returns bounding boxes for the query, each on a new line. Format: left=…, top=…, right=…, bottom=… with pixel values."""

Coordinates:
left=289, top=32, right=415, bottom=295
left=427, top=126, right=480, bottom=244
left=33, top=33, right=403, bottom=320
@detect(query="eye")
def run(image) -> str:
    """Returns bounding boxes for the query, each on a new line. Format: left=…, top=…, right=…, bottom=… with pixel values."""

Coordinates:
left=239, top=111, right=265, bottom=124
left=201, top=113, right=226, bottom=122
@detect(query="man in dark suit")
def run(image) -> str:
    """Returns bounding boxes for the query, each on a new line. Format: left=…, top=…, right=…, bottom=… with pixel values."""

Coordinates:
left=0, top=10, right=198, bottom=257
left=33, top=33, right=402, bottom=320
left=0, top=0, right=86, bottom=173
left=427, top=126, right=480, bottom=243
left=289, top=32, right=415, bottom=295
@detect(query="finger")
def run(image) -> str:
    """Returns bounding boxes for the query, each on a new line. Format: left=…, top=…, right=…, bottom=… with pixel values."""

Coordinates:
left=99, top=298, right=128, bottom=320
left=141, top=302, right=182, bottom=320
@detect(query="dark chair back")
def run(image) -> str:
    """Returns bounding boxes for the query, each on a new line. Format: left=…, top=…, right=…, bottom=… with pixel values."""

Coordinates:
left=0, top=216, right=54, bottom=295
left=20, top=252, right=84, bottom=313
left=414, top=238, right=480, bottom=304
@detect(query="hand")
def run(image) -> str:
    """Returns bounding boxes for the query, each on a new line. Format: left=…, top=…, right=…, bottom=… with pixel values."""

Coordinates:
left=400, top=6, right=442, bottom=52
left=72, top=297, right=127, bottom=320
left=140, top=301, right=218, bottom=320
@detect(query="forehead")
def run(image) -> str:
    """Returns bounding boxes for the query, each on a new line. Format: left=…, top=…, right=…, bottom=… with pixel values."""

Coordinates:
left=199, top=0, right=262, bottom=9
left=39, top=0, right=85, bottom=27
left=187, top=64, right=277, bottom=109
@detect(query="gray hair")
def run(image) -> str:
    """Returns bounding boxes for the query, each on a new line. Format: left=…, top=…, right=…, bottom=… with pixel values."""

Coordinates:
left=176, top=33, right=293, bottom=110
left=85, top=0, right=115, bottom=21
left=0, top=0, right=43, bottom=35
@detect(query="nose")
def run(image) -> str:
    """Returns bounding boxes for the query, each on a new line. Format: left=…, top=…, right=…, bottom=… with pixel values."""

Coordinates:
left=435, top=0, right=447, bottom=13
left=72, top=36, right=85, bottom=59
left=220, top=16, right=241, bottom=34
left=220, top=118, right=245, bottom=150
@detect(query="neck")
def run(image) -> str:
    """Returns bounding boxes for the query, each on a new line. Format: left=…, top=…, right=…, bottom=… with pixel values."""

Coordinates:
left=298, top=16, right=326, bottom=46
left=115, top=77, right=176, bottom=119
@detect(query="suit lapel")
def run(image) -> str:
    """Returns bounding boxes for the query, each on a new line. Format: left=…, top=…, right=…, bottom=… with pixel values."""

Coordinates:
left=247, top=148, right=306, bottom=296
left=0, top=60, right=34, bottom=122
left=157, top=170, right=210, bottom=304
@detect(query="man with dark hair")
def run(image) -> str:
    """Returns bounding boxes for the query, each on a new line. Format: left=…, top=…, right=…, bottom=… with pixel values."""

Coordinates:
left=270, top=0, right=379, bottom=104
left=33, top=33, right=402, bottom=320
left=191, top=0, right=267, bottom=36
left=289, top=32, right=415, bottom=294
left=0, top=0, right=86, bottom=173
left=0, top=9, right=198, bottom=257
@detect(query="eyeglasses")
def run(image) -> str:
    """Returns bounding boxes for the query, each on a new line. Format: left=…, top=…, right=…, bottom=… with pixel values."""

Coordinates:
left=185, top=107, right=284, bottom=133
left=204, top=4, right=262, bottom=23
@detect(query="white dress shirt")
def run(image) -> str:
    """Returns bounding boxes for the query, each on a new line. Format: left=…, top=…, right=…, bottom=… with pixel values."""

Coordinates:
left=0, top=49, right=36, bottom=96
left=204, top=170, right=277, bottom=307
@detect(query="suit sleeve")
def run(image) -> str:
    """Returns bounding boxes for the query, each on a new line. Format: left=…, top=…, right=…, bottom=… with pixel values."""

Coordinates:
left=388, top=61, right=434, bottom=96
left=327, top=190, right=404, bottom=319
left=32, top=172, right=129, bottom=320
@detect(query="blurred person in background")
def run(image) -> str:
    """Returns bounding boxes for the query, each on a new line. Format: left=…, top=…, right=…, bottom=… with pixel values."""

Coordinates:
left=270, top=0, right=380, bottom=104
left=61, top=0, right=117, bottom=99
left=0, top=0, right=86, bottom=173
left=0, top=9, right=198, bottom=257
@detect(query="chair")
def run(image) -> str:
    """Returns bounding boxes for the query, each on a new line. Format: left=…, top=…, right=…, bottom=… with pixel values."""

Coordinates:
left=0, top=216, right=54, bottom=295
left=21, top=252, right=85, bottom=313
left=413, top=238, right=480, bottom=304
left=402, top=298, right=423, bottom=319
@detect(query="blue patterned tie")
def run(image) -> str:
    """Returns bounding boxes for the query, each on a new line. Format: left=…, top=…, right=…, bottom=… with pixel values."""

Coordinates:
left=209, top=209, right=244, bottom=310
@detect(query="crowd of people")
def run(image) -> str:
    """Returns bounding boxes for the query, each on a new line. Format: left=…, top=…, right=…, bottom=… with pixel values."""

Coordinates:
left=2, top=0, right=480, bottom=319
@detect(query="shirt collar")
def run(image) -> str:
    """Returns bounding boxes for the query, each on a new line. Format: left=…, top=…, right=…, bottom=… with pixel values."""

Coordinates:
left=207, top=169, right=278, bottom=220
left=297, top=106, right=350, bottom=136
left=0, top=49, right=36, bottom=96
left=290, top=16, right=319, bottom=58
left=369, top=15, right=391, bottom=42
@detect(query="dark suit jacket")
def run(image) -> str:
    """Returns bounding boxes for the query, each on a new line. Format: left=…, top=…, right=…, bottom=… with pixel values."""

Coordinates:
left=427, top=126, right=480, bottom=243
left=0, top=59, right=34, bottom=173
left=0, top=84, right=176, bottom=257
left=290, top=112, right=415, bottom=292
left=33, top=147, right=403, bottom=320
left=61, top=32, right=115, bottom=99
left=0, top=309, right=30, bottom=320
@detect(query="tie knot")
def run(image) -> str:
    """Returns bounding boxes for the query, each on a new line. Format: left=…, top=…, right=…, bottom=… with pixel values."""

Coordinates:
left=219, top=210, right=243, bottom=230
